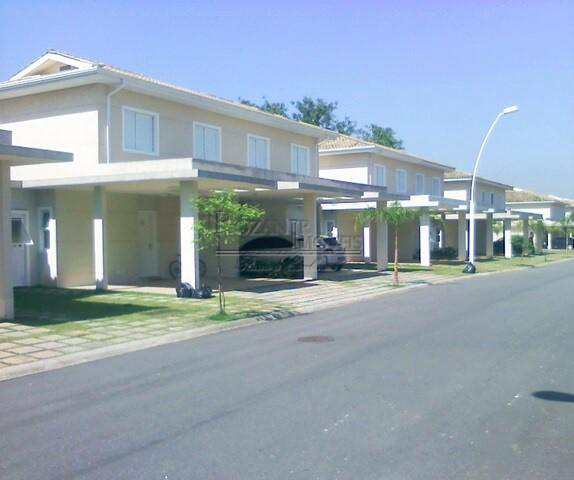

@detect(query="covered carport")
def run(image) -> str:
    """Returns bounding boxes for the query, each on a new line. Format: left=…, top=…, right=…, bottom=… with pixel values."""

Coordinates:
left=0, top=129, right=72, bottom=319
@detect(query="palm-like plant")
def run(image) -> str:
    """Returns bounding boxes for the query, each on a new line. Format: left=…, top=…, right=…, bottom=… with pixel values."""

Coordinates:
left=553, top=213, right=573, bottom=251
left=356, top=202, right=423, bottom=286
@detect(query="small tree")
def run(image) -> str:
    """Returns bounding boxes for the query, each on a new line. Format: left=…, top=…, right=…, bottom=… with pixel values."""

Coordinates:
left=194, top=191, right=265, bottom=314
left=553, top=213, right=573, bottom=251
left=356, top=202, right=423, bottom=286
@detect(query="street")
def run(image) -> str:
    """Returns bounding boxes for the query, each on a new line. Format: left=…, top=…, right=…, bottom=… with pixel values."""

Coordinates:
left=1, top=261, right=573, bottom=480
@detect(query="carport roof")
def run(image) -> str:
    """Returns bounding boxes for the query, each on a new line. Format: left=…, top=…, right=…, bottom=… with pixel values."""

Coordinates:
left=16, top=157, right=405, bottom=201
left=0, top=143, right=73, bottom=166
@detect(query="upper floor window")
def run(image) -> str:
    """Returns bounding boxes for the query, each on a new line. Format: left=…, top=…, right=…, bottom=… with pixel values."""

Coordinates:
left=490, top=192, right=495, bottom=206
left=431, top=177, right=441, bottom=196
left=396, top=169, right=408, bottom=194
left=481, top=191, right=486, bottom=204
left=291, top=144, right=310, bottom=175
left=415, top=173, right=425, bottom=194
left=373, top=164, right=386, bottom=186
left=247, top=134, right=270, bottom=169
left=194, top=122, right=221, bottom=162
left=122, top=107, right=158, bottom=155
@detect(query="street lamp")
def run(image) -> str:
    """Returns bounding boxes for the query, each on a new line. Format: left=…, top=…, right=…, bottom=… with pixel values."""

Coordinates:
left=466, top=105, right=519, bottom=273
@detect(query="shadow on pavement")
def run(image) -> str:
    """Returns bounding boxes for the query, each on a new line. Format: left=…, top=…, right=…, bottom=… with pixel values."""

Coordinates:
left=532, top=391, right=574, bottom=403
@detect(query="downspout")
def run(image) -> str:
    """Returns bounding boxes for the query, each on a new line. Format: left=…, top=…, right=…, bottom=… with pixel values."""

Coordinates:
left=106, top=80, right=125, bottom=164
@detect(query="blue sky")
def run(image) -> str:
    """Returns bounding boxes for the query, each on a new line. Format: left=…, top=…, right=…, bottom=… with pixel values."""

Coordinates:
left=1, top=0, right=573, bottom=197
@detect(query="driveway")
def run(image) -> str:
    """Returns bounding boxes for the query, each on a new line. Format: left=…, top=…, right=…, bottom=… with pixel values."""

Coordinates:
left=1, top=260, right=573, bottom=479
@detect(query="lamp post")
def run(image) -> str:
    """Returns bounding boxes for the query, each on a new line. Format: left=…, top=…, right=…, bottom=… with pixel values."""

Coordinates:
left=466, top=105, right=518, bottom=272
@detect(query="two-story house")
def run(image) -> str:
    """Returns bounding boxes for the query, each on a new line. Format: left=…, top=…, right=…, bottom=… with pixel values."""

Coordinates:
left=318, top=135, right=463, bottom=268
left=0, top=50, right=398, bottom=312
left=443, top=171, right=543, bottom=259
left=507, top=188, right=572, bottom=249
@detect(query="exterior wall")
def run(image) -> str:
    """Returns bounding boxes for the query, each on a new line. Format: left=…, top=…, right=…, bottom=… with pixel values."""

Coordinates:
left=319, top=154, right=370, bottom=184
left=108, top=90, right=320, bottom=175
left=319, top=151, right=445, bottom=195
left=508, top=203, right=565, bottom=221
left=0, top=85, right=104, bottom=179
left=444, top=180, right=507, bottom=211
left=54, top=190, right=94, bottom=287
left=388, top=220, right=420, bottom=262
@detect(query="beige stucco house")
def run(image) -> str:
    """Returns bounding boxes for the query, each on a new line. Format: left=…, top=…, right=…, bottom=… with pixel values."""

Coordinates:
left=443, top=172, right=544, bottom=258
left=0, top=51, right=401, bottom=317
left=507, top=188, right=573, bottom=250
left=319, top=135, right=464, bottom=267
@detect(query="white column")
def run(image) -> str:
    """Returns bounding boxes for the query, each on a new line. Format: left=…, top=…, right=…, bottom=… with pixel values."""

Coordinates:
left=457, top=211, right=467, bottom=261
left=547, top=232, right=553, bottom=250
left=534, top=224, right=544, bottom=253
left=93, top=186, right=108, bottom=290
left=522, top=219, right=529, bottom=243
left=0, top=164, right=14, bottom=319
left=485, top=213, right=494, bottom=258
left=180, top=181, right=200, bottom=288
left=419, top=213, right=431, bottom=267
left=504, top=219, right=512, bottom=258
left=439, top=213, right=446, bottom=248
left=303, top=193, right=318, bottom=280
left=376, top=201, right=388, bottom=271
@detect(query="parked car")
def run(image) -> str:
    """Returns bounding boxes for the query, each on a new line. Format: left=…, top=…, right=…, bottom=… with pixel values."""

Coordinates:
left=239, top=235, right=346, bottom=278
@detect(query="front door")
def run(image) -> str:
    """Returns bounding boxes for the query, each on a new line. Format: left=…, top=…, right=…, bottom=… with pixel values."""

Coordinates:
left=11, top=211, right=30, bottom=287
left=137, top=210, right=159, bottom=278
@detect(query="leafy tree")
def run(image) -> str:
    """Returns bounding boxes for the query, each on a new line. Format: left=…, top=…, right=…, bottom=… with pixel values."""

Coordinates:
left=335, top=116, right=357, bottom=135
left=194, top=191, right=265, bottom=313
left=360, top=124, right=404, bottom=149
left=291, top=97, right=338, bottom=130
left=239, top=97, right=289, bottom=117
left=355, top=202, right=423, bottom=286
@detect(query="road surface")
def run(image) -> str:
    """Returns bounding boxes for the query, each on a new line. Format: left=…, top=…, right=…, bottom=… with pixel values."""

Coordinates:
left=1, top=261, right=573, bottom=479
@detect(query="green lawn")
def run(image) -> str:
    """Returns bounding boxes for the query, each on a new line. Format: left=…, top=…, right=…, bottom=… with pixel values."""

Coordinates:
left=398, top=250, right=573, bottom=276
left=13, top=287, right=284, bottom=335
left=345, top=250, right=574, bottom=277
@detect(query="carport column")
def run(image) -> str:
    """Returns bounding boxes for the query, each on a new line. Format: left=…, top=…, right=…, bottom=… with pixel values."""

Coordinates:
left=419, top=212, right=431, bottom=267
left=522, top=218, right=530, bottom=245
left=303, top=193, right=318, bottom=280
left=439, top=212, right=447, bottom=248
left=93, top=186, right=108, bottom=290
left=534, top=223, right=544, bottom=253
left=547, top=231, right=553, bottom=250
left=485, top=213, right=494, bottom=258
left=457, top=211, right=467, bottom=261
left=0, top=164, right=14, bottom=319
left=375, top=201, right=388, bottom=271
left=180, top=181, right=200, bottom=289
left=504, top=219, right=512, bottom=259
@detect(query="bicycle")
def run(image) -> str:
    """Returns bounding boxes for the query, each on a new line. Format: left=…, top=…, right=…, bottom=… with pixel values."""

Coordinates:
left=169, top=255, right=207, bottom=280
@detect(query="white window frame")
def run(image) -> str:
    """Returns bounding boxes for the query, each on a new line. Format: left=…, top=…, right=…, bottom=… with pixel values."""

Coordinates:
left=396, top=169, right=408, bottom=194
left=38, top=207, right=53, bottom=251
left=373, top=164, right=386, bottom=187
left=415, top=173, right=425, bottom=195
left=431, top=177, right=441, bottom=196
left=247, top=133, right=271, bottom=169
left=193, top=121, right=222, bottom=162
left=290, top=143, right=310, bottom=175
left=122, top=106, right=159, bottom=156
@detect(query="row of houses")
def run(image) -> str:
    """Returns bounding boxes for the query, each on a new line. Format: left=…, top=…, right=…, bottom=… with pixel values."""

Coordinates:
left=0, top=51, right=571, bottom=319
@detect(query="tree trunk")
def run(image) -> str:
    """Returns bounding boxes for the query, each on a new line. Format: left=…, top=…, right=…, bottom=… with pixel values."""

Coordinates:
left=393, top=229, right=399, bottom=286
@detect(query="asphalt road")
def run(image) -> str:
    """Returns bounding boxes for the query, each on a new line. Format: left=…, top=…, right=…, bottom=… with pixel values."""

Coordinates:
left=2, top=261, right=574, bottom=480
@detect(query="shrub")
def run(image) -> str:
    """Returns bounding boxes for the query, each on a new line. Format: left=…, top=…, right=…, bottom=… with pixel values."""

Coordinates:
left=511, top=235, right=535, bottom=256
left=431, top=246, right=457, bottom=260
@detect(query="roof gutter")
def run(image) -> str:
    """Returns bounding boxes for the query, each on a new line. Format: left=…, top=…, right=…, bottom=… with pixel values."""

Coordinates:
left=106, top=80, right=125, bottom=164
